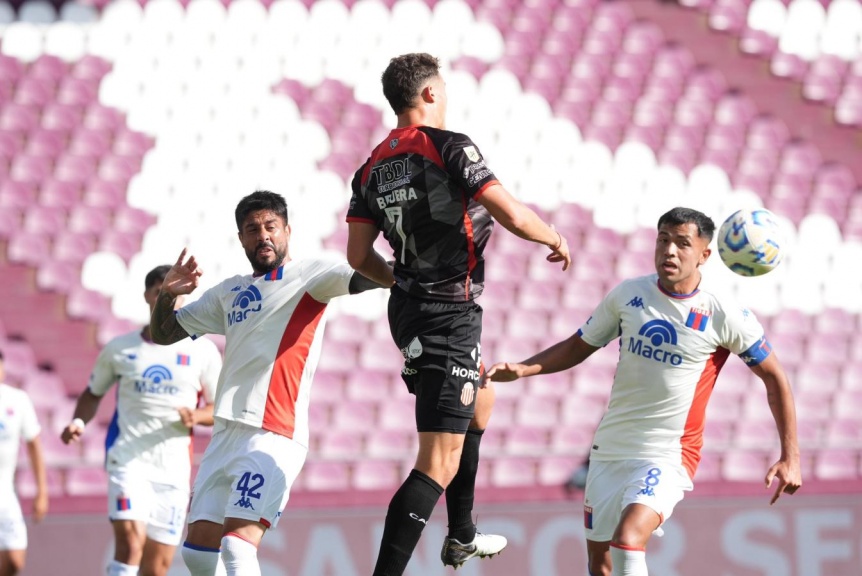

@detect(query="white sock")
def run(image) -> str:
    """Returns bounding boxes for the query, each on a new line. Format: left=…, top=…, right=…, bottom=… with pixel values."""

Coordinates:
left=106, top=560, right=139, bottom=576
left=182, top=542, right=227, bottom=576
left=221, top=533, right=260, bottom=576
left=610, top=544, right=648, bottom=576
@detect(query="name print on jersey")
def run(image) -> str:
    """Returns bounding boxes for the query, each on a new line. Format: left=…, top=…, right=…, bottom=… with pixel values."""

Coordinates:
left=228, top=285, right=263, bottom=326
left=627, top=319, right=683, bottom=366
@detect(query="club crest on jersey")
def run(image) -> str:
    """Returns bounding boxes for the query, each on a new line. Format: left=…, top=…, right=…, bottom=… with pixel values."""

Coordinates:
left=176, top=354, right=190, bottom=366
left=685, top=307, right=711, bottom=332
left=463, top=146, right=480, bottom=162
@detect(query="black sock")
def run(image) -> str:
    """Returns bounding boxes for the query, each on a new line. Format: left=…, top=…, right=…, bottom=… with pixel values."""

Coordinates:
left=445, top=428, right=484, bottom=543
left=372, top=469, right=444, bottom=576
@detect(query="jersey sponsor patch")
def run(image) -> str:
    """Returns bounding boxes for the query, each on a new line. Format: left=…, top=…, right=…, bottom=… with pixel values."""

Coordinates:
left=463, top=145, right=480, bottom=162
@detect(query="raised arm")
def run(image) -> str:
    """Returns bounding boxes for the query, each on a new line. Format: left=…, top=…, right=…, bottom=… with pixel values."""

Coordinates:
left=486, top=332, right=599, bottom=383
left=477, top=184, right=571, bottom=271
left=749, top=352, right=802, bottom=504
left=347, top=221, right=396, bottom=288
left=150, top=248, right=200, bottom=345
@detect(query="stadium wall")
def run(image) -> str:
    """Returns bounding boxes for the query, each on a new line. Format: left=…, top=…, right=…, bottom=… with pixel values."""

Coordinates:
left=21, top=481, right=862, bottom=575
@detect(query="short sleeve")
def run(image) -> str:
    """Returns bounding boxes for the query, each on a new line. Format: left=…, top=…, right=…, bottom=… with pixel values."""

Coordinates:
left=720, top=304, right=771, bottom=365
left=577, top=284, right=624, bottom=348
left=304, top=257, right=354, bottom=303
left=88, top=341, right=118, bottom=397
left=437, top=132, right=499, bottom=199
left=346, top=161, right=376, bottom=224
left=198, top=339, right=222, bottom=403
left=176, top=282, right=229, bottom=338
left=19, top=392, right=41, bottom=441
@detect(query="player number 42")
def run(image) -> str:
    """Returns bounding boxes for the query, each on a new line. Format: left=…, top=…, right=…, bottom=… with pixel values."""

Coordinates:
left=384, top=207, right=408, bottom=264
left=237, top=472, right=264, bottom=500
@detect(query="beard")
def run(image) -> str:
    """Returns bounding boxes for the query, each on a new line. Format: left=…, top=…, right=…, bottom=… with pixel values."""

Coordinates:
left=246, top=242, right=287, bottom=274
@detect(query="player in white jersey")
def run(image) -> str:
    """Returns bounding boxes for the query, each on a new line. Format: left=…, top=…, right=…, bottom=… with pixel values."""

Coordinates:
left=486, top=207, right=802, bottom=576
left=149, top=191, right=390, bottom=576
left=61, top=265, right=222, bottom=576
left=0, top=349, right=48, bottom=576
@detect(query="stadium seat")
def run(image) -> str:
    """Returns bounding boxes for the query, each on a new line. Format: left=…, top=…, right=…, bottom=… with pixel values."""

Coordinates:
left=318, top=429, right=364, bottom=459
left=722, top=449, right=770, bottom=482
left=15, top=467, right=65, bottom=498
left=301, top=460, right=351, bottom=491
left=814, top=449, right=860, bottom=480
left=506, top=427, right=550, bottom=455
left=538, top=455, right=578, bottom=487
left=65, top=467, right=109, bottom=496
left=352, top=460, right=402, bottom=490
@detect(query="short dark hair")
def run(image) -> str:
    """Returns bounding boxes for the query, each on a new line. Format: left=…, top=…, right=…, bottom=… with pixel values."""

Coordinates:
left=381, top=53, right=441, bottom=115
left=657, top=207, right=716, bottom=242
left=145, top=265, right=171, bottom=290
left=235, top=190, right=288, bottom=230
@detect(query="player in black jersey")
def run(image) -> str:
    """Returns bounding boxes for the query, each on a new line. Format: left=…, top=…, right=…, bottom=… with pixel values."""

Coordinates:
left=346, top=53, right=572, bottom=575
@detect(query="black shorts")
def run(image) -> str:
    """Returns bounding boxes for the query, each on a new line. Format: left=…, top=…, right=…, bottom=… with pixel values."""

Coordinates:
left=388, top=287, right=483, bottom=433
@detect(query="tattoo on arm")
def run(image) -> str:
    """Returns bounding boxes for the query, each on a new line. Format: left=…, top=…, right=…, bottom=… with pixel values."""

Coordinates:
left=150, top=291, right=190, bottom=344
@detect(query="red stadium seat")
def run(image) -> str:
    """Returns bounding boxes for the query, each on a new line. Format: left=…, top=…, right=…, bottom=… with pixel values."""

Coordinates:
left=352, top=460, right=401, bottom=490
left=814, top=449, right=860, bottom=480
left=506, top=427, right=551, bottom=454
left=301, top=460, right=351, bottom=491
left=318, top=429, right=364, bottom=459
left=65, top=467, right=109, bottom=496
left=36, top=260, right=81, bottom=293
left=538, top=455, right=579, bottom=486
left=722, top=449, right=770, bottom=482
left=491, top=456, right=539, bottom=487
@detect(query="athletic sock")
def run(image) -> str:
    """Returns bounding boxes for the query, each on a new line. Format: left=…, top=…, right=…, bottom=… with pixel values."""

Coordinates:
left=372, top=469, right=444, bottom=576
left=445, top=428, right=483, bottom=543
left=106, top=560, right=139, bottom=576
left=221, top=533, right=260, bottom=576
left=182, top=542, right=227, bottom=576
left=610, top=544, right=648, bottom=576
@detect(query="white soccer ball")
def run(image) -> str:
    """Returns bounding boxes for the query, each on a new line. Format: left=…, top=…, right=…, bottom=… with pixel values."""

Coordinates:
left=716, top=209, right=784, bottom=277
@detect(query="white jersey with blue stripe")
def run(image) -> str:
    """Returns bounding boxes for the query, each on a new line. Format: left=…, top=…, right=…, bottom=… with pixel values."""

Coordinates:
left=89, top=331, right=222, bottom=486
left=577, top=274, right=772, bottom=478
left=0, top=384, right=40, bottom=503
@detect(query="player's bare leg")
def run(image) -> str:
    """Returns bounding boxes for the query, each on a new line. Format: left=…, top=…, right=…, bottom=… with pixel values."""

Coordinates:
left=0, top=549, right=26, bottom=576
left=587, top=540, right=612, bottom=576
left=608, top=503, right=660, bottom=576
left=441, top=382, right=507, bottom=568
left=139, top=539, right=176, bottom=576
left=110, top=519, right=147, bottom=574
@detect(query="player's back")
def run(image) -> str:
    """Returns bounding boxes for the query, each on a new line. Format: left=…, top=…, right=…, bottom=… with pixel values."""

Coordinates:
left=349, top=125, right=497, bottom=301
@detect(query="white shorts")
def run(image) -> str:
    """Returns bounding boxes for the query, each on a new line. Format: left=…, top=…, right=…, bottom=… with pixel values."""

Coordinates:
left=188, top=420, right=307, bottom=530
left=107, top=468, right=189, bottom=546
left=583, top=459, right=693, bottom=542
left=0, top=498, right=26, bottom=551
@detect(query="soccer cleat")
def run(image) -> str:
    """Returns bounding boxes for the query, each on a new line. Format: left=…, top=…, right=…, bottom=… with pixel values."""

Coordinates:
left=440, top=532, right=508, bottom=568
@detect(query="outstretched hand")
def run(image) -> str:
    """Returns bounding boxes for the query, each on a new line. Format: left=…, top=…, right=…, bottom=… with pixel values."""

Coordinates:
left=484, top=362, right=528, bottom=384
left=765, top=458, right=802, bottom=505
left=547, top=226, right=572, bottom=271
left=163, top=248, right=203, bottom=296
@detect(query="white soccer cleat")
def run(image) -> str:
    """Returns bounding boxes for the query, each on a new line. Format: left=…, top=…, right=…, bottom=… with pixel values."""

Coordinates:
left=440, top=532, right=508, bottom=569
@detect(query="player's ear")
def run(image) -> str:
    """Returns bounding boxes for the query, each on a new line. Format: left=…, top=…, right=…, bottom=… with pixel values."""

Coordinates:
left=699, top=246, right=712, bottom=265
left=421, top=84, right=435, bottom=104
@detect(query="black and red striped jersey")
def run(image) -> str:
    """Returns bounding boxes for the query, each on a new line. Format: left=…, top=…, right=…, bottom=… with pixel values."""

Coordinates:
left=347, top=125, right=499, bottom=302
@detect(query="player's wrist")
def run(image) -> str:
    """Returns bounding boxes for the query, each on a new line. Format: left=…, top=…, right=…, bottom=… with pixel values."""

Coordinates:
left=549, top=229, right=562, bottom=251
left=71, top=417, right=86, bottom=431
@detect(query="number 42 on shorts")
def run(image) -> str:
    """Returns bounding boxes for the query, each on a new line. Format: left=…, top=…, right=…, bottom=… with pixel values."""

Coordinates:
left=234, top=472, right=265, bottom=510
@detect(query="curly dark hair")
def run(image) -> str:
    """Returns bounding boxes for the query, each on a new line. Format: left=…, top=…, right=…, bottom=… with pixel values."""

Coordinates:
left=657, top=207, right=716, bottom=242
left=381, top=53, right=441, bottom=114
left=235, top=190, right=288, bottom=231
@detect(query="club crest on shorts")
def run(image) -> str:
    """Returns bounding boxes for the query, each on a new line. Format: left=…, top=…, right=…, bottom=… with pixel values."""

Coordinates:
left=460, top=382, right=475, bottom=406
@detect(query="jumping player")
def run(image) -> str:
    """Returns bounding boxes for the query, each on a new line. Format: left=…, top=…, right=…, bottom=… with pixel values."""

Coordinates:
left=346, top=53, right=572, bottom=575
left=485, top=206, right=801, bottom=576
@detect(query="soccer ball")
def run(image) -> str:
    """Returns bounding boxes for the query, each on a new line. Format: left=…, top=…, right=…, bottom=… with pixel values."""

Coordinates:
left=716, top=209, right=784, bottom=277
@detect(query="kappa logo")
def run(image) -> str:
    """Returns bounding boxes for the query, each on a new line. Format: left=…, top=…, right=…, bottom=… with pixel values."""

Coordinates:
left=463, top=145, right=480, bottom=162
left=627, top=296, right=644, bottom=308
left=234, top=497, right=255, bottom=510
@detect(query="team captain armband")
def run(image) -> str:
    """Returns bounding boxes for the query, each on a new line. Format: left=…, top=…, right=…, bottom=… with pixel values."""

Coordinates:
left=739, top=335, right=773, bottom=366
